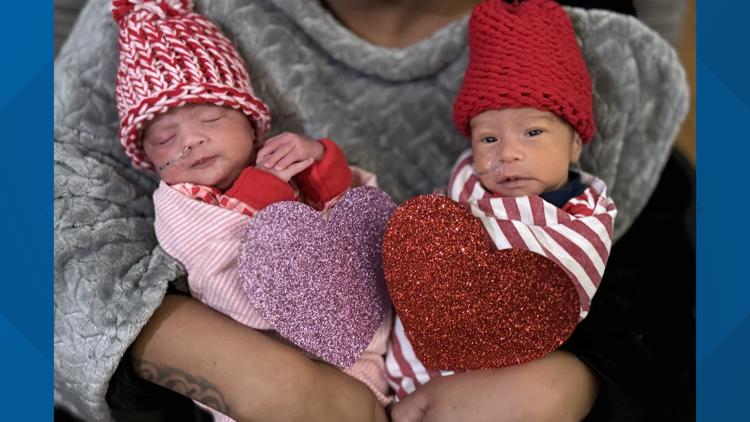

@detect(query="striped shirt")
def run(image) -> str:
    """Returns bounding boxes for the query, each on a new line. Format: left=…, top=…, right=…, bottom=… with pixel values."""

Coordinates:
left=386, top=149, right=617, bottom=399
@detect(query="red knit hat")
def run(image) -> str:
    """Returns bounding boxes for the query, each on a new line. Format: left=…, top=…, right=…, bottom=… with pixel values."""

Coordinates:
left=112, top=0, right=271, bottom=170
left=453, top=0, right=595, bottom=142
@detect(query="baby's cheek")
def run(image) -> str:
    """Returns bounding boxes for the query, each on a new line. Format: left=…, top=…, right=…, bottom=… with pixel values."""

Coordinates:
left=478, top=173, right=497, bottom=192
left=143, top=150, right=164, bottom=171
left=159, top=169, right=187, bottom=185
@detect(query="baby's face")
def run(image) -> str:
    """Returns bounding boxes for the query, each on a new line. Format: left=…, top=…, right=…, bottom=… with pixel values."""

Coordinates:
left=470, top=108, right=582, bottom=197
left=142, top=104, right=255, bottom=190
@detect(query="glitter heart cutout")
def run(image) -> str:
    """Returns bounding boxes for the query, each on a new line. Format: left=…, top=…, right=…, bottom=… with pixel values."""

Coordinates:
left=238, top=186, right=396, bottom=368
left=383, top=194, right=579, bottom=370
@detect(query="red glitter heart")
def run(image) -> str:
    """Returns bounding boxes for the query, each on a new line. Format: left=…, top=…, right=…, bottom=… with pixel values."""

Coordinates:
left=383, top=195, right=580, bottom=370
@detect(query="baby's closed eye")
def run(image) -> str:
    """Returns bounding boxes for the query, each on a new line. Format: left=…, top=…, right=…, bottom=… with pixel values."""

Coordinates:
left=201, top=115, right=223, bottom=124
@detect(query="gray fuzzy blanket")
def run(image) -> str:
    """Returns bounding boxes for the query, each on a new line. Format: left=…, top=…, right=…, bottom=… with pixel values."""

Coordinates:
left=54, top=0, right=688, bottom=420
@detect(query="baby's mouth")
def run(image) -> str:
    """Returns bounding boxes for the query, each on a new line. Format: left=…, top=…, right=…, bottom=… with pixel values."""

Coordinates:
left=499, top=175, right=530, bottom=183
left=190, top=155, right=218, bottom=169
left=497, top=176, right=534, bottom=188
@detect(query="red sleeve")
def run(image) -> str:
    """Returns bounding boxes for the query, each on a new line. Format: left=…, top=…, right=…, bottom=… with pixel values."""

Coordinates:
left=224, top=167, right=296, bottom=211
left=296, top=138, right=353, bottom=206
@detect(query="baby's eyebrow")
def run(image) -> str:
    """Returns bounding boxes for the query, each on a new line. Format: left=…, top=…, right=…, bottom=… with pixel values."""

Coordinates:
left=469, top=119, right=494, bottom=131
left=522, top=113, right=558, bottom=124
left=195, top=106, right=227, bottom=117
left=144, top=119, right=176, bottom=135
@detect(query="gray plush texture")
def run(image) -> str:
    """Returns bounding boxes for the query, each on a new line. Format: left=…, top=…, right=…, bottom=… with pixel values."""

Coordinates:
left=54, top=0, right=688, bottom=420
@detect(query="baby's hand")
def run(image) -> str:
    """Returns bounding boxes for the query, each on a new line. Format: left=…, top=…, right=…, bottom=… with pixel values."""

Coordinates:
left=390, top=389, right=429, bottom=422
left=257, top=132, right=324, bottom=173
left=257, top=157, right=314, bottom=182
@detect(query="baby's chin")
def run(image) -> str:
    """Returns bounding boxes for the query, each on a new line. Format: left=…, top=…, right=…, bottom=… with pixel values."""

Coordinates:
left=480, top=179, right=545, bottom=198
left=159, top=169, right=235, bottom=191
left=491, top=187, right=543, bottom=197
left=206, top=173, right=235, bottom=191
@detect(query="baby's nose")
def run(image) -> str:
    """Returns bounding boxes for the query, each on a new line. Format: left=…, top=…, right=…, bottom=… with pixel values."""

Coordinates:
left=496, top=139, right=524, bottom=162
left=183, top=133, right=207, bottom=148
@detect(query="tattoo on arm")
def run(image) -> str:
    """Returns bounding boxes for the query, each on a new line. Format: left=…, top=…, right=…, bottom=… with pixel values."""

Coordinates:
left=132, top=357, right=231, bottom=415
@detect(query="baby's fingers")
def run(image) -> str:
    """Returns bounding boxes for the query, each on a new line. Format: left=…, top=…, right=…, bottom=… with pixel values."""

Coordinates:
left=279, top=157, right=314, bottom=180
left=258, top=143, right=295, bottom=169
left=273, top=147, right=308, bottom=171
left=257, top=134, right=293, bottom=161
left=391, top=390, right=429, bottom=422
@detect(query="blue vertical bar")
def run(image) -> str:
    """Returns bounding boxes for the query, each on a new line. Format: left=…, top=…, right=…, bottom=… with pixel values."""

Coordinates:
left=0, top=0, right=54, bottom=419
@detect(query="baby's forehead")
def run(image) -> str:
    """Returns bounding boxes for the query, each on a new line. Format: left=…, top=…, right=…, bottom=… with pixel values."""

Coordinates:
left=156, top=103, right=222, bottom=119
left=470, top=108, right=574, bottom=132
left=473, top=108, right=558, bottom=123
left=145, top=104, right=226, bottom=129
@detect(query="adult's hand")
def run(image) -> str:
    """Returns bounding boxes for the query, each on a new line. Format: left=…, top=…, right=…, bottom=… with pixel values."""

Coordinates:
left=391, top=350, right=598, bottom=422
left=130, top=294, right=386, bottom=422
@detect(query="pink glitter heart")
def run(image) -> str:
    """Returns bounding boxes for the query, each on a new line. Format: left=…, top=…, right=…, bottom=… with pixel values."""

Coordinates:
left=238, top=187, right=396, bottom=368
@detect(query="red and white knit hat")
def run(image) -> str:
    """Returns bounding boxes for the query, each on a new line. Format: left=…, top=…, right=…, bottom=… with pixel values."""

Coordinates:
left=453, top=0, right=595, bottom=142
left=112, top=0, right=271, bottom=169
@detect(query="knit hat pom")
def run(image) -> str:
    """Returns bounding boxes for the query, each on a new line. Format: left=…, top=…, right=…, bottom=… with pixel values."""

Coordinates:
left=112, top=0, right=194, bottom=26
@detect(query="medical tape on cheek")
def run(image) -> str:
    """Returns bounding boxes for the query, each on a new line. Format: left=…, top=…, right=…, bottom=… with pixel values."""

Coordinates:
left=157, top=145, right=193, bottom=171
left=474, top=160, right=504, bottom=176
left=156, top=139, right=208, bottom=171
left=471, top=137, right=508, bottom=176
left=473, top=150, right=504, bottom=175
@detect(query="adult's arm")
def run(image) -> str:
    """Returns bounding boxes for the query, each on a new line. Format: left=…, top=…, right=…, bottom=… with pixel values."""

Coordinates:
left=130, top=294, right=386, bottom=422
left=392, top=350, right=598, bottom=422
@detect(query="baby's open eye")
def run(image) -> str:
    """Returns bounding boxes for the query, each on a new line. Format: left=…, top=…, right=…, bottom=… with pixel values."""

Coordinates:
left=481, top=136, right=498, bottom=144
left=526, top=129, right=544, bottom=137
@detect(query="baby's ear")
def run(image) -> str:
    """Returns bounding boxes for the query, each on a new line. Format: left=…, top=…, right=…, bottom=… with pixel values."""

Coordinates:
left=569, top=132, right=583, bottom=164
left=253, top=131, right=264, bottom=148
